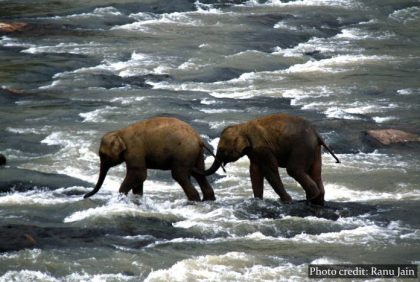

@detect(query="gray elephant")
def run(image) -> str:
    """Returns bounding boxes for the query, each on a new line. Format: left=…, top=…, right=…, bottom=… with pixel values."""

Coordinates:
left=204, top=114, right=340, bottom=206
left=84, top=117, right=216, bottom=201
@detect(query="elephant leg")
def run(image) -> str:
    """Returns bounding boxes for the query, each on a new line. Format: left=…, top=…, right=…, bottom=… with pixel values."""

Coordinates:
left=119, top=169, right=139, bottom=195
left=250, top=161, right=264, bottom=199
left=309, top=147, right=324, bottom=206
left=263, top=168, right=292, bottom=203
left=193, top=174, right=216, bottom=201
left=192, top=154, right=215, bottom=201
left=258, top=154, right=292, bottom=203
left=132, top=169, right=147, bottom=195
left=172, top=168, right=201, bottom=201
left=286, top=166, right=320, bottom=203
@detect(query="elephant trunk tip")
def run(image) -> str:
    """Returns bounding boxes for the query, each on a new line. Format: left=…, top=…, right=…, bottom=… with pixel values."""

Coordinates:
left=83, top=187, right=100, bottom=198
left=83, top=191, right=95, bottom=199
left=83, top=164, right=109, bottom=199
left=204, top=160, right=222, bottom=176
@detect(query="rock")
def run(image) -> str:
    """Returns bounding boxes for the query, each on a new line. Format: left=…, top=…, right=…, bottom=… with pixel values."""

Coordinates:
left=0, top=22, right=28, bottom=33
left=0, top=167, right=91, bottom=193
left=0, top=154, right=5, bottom=166
left=0, top=224, right=123, bottom=252
left=366, top=129, right=420, bottom=145
left=0, top=225, right=36, bottom=252
left=0, top=219, right=187, bottom=252
left=1, top=87, right=26, bottom=96
left=235, top=199, right=351, bottom=221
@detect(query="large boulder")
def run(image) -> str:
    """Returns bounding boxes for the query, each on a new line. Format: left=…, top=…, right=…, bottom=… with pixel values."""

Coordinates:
left=0, top=224, right=126, bottom=252
left=0, top=22, right=28, bottom=32
left=366, top=129, right=420, bottom=145
left=0, top=167, right=91, bottom=193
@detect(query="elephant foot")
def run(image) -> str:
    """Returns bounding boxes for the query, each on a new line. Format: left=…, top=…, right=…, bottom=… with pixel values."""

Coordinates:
left=310, top=200, right=325, bottom=207
left=186, top=194, right=201, bottom=202
left=305, top=200, right=325, bottom=209
left=308, top=194, right=325, bottom=207
left=280, top=195, right=293, bottom=204
left=280, top=193, right=293, bottom=204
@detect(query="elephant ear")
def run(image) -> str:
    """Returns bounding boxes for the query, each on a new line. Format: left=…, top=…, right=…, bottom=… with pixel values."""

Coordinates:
left=103, top=132, right=127, bottom=157
left=221, top=125, right=250, bottom=156
left=111, top=134, right=126, bottom=156
left=236, top=133, right=251, bottom=154
left=245, top=123, right=275, bottom=151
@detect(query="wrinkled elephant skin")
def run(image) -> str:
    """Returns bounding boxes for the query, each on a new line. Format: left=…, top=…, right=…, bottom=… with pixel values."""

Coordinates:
left=84, top=117, right=215, bottom=201
left=205, top=114, right=340, bottom=206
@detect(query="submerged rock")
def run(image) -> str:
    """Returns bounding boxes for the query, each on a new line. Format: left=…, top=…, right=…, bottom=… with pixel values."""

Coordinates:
left=366, top=129, right=420, bottom=145
left=0, top=225, right=36, bottom=252
left=1, top=87, right=26, bottom=96
left=235, top=199, right=376, bottom=221
left=0, top=224, right=123, bottom=252
left=0, top=217, right=192, bottom=252
left=0, top=22, right=28, bottom=32
left=0, top=167, right=90, bottom=192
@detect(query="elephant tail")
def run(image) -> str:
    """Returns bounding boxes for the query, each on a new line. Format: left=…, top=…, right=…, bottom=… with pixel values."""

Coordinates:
left=317, top=134, right=340, bottom=163
left=202, top=143, right=226, bottom=173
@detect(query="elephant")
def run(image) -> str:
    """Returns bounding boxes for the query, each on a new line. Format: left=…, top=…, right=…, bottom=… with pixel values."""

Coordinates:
left=204, top=114, right=340, bottom=206
left=84, top=117, right=216, bottom=201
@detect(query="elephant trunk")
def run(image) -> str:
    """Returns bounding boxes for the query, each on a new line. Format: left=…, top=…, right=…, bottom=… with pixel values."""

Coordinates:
left=204, top=159, right=222, bottom=176
left=84, top=163, right=110, bottom=199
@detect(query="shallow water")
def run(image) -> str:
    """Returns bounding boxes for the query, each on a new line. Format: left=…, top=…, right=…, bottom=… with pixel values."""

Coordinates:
left=0, top=0, right=419, bottom=281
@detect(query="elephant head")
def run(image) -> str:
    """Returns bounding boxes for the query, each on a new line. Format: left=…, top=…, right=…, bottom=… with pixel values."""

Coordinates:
left=84, top=132, right=126, bottom=198
left=205, top=125, right=250, bottom=175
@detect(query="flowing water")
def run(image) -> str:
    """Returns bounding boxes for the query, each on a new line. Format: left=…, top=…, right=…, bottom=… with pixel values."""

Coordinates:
left=1, top=0, right=420, bottom=281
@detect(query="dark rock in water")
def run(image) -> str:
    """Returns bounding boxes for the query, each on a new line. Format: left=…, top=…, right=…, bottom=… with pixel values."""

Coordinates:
left=114, top=1, right=196, bottom=15
left=322, top=201, right=377, bottom=218
left=365, top=129, right=420, bottom=146
left=0, top=154, right=5, bottom=166
left=0, top=87, right=27, bottom=96
left=0, top=167, right=90, bottom=193
left=0, top=225, right=36, bottom=252
left=287, top=202, right=340, bottom=221
left=181, top=67, right=244, bottom=83
left=141, top=74, right=172, bottom=81
left=122, top=75, right=153, bottom=88
left=304, top=50, right=331, bottom=61
left=0, top=224, right=125, bottom=252
left=0, top=215, right=195, bottom=252
left=76, top=73, right=157, bottom=89
left=235, top=199, right=377, bottom=221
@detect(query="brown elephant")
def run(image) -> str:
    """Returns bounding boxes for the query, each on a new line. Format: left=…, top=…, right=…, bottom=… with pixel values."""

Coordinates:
left=204, top=114, right=340, bottom=206
left=84, top=117, right=216, bottom=201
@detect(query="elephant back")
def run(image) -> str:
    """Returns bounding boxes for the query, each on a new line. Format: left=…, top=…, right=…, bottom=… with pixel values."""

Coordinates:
left=123, top=117, right=202, bottom=166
